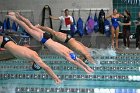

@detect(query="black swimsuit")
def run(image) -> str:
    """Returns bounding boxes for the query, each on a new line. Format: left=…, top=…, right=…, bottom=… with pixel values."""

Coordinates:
left=1, top=36, right=12, bottom=48
left=40, top=32, right=52, bottom=44
left=64, top=34, right=72, bottom=43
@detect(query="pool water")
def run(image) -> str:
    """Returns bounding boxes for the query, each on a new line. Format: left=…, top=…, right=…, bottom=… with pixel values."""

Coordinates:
left=0, top=49, right=140, bottom=93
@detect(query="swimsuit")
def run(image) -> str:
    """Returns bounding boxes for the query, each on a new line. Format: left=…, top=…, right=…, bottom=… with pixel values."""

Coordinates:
left=69, top=53, right=77, bottom=60
left=1, top=36, right=12, bottom=48
left=40, top=32, right=52, bottom=44
left=64, top=34, right=72, bottom=43
left=111, top=17, right=119, bottom=30
left=32, top=62, right=42, bottom=71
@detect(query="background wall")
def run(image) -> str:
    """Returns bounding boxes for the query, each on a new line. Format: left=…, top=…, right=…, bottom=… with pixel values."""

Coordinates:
left=0, top=0, right=113, bottom=31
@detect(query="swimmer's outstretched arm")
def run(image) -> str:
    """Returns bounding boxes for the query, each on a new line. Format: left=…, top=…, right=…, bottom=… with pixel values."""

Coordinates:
left=0, top=36, right=61, bottom=84
left=30, top=52, right=61, bottom=84
left=65, top=53, right=93, bottom=74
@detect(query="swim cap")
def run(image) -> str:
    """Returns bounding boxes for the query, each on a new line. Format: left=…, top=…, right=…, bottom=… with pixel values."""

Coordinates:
left=70, top=53, right=76, bottom=60
left=32, top=62, right=42, bottom=71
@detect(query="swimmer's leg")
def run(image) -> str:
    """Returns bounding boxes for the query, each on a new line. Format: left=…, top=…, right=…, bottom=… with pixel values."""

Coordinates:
left=7, top=14, right=41, bottom=41
left=115, top=27, right=119, bottom=49
left=111, top=26, right=115, bottom=48
left=16, top=12, right=42, bottom=32
left=72, top=40, right=95, bottom=64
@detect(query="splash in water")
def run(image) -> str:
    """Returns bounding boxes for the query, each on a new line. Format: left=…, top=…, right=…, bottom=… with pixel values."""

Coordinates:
left=89, top=48, right=116, bottom=57
left=0, top=84, right=16, bottom=93
left=53, top=80, right=65, bottom=88
left=88, top=48, right=117, bottom=67
left=99, top=48, right=117, bottom=56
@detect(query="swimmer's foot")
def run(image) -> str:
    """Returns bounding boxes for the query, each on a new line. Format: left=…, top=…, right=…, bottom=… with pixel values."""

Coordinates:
left=8, top=12, right=16, bottom=16
left=6, top=13, right=16, bottom=20
left=35, top=24, right=41, bottom=28
left=15, top=12, right=22, bottom=19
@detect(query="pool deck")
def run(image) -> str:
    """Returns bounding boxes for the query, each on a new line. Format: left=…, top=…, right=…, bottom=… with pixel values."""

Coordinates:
left=116, top=48, right=140, bottom=53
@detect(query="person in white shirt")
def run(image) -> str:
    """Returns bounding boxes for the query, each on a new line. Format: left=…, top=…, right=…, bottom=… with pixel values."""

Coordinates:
left=50, top=9, right=73, bottom=35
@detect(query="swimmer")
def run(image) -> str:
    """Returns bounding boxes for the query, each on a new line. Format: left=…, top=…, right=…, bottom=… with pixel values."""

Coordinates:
left=7, top=12, right=94, bottom=74
left=0, top=35, right=61, bottom=84
left=106, top=9, right=124, bottom=50
left=35, top=25, right=96, bottom=64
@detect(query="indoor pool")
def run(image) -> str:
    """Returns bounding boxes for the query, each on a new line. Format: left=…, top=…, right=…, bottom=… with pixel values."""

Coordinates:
left=0, top=49, right=140, bottom=93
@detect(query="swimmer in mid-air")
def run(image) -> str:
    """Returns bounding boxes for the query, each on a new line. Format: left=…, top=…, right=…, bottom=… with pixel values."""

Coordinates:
left=7, top=12, right=94, bottom=74
left=35, top=25, right=95, bottom=64
left=0, top=35, right=61, bottom=84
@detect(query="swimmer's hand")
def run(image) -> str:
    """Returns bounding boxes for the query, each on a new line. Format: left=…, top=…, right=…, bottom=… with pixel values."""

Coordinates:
left=55, top=78, right=62, bottom=84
